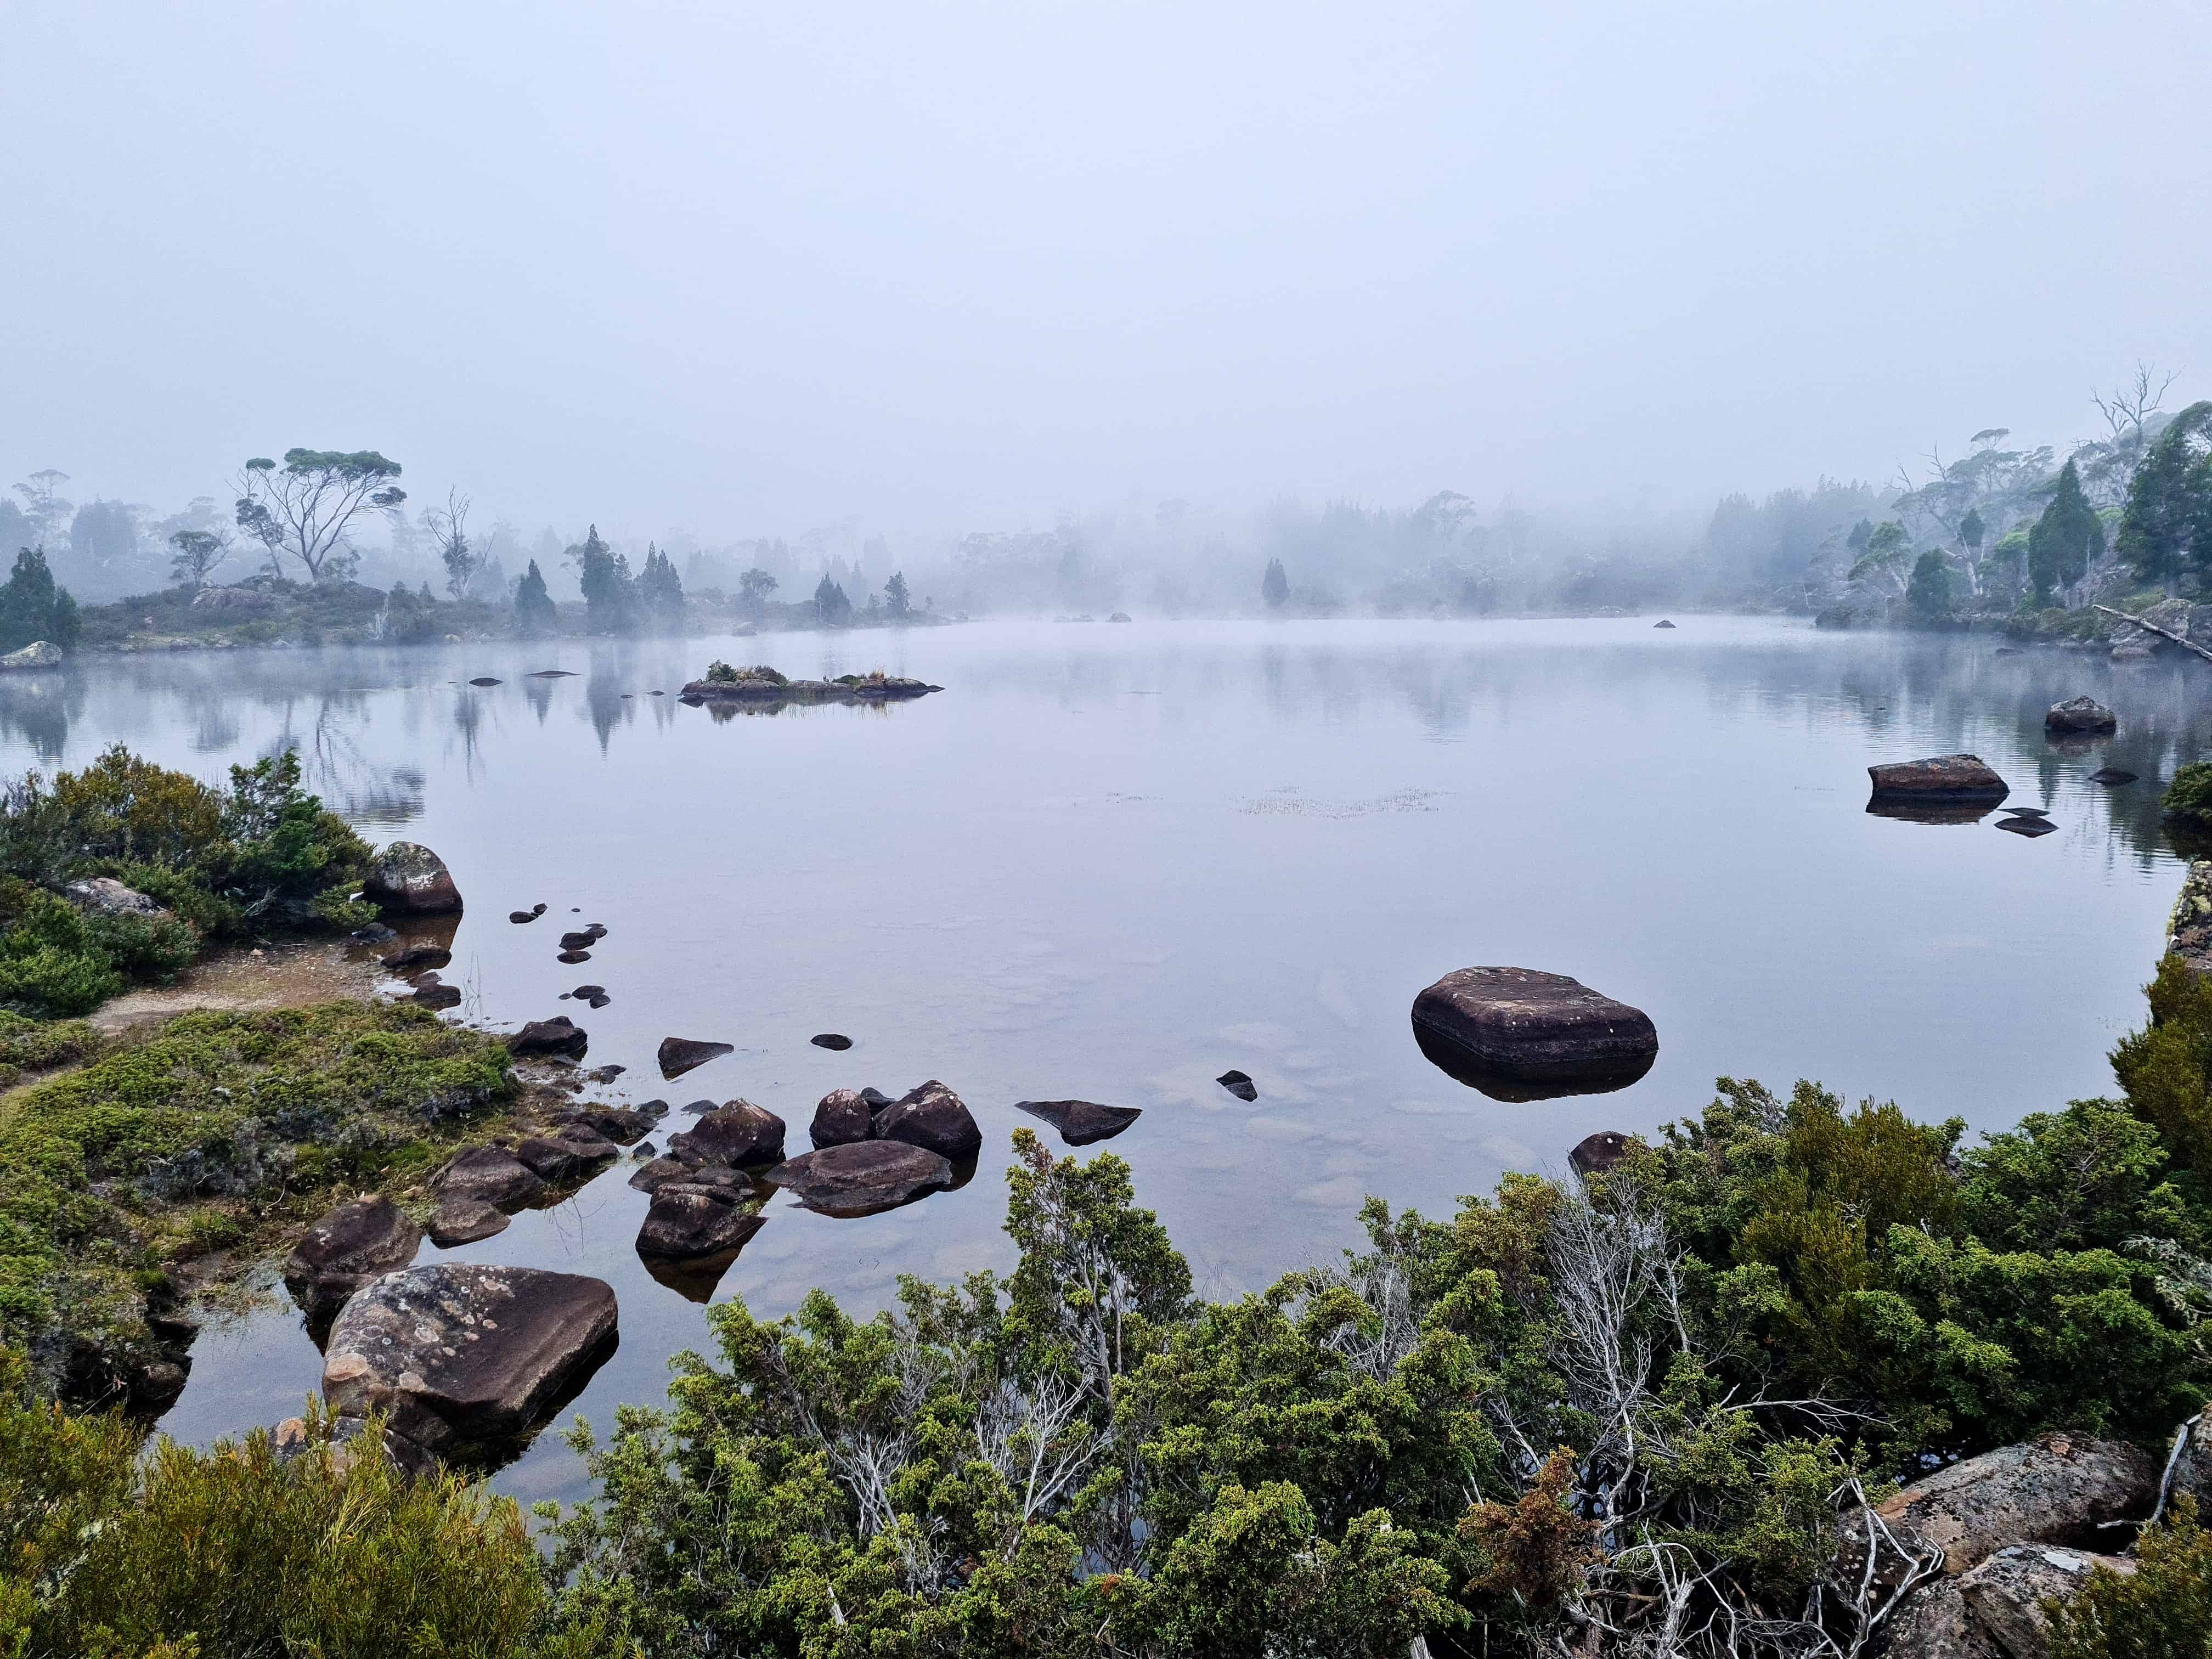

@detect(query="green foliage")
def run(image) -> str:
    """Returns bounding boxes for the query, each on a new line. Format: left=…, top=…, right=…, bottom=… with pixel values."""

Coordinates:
left=0, top=1001, right=513, bottom=1370
left=1262, top=557, right=1290, bottom=607
left=514, top=558, right=557, bottom=635
left=0, top=1011, right=100, bottom=1083
left=2112, top=954, right=2212, bottom=1170
left=0, top=546, right=80, bottom=654
left=2047, top=1496, right=2212, bottom=1659
left=703, top=662, right=786, bottom=685
left=1905, top=549, right=1953, bottom=619
left=166, top=529, right=229, bottom=590
left=2033, top=459, right=2107, bottom=600
left=2167, top=762, right=2212, bottom=830
left=1848, top=521, right=1912, bottom=595
left=574, top=527, right=636, bottom=634
left=233, top=448, right=406, bottom=585
left=2118, top=401, right=2212, bottom=589
left=884, top=571, right=910, bottom=616
left=635, top=545, right=684, bottom=630
left=812, top=573, right=853, bottom=625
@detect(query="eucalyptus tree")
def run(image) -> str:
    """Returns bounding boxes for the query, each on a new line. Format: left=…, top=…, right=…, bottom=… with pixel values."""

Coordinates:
left=166, top=529, right=230, bottom=591
left=232, top=449, right=405, bottom=584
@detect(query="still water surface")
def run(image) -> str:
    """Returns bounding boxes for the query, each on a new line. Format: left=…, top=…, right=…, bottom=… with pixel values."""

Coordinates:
left=0, top=617, right=2201, bottom=1504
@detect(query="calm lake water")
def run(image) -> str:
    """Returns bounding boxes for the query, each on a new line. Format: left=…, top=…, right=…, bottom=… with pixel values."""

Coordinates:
left=0, top=617, right=2203, bottom=1505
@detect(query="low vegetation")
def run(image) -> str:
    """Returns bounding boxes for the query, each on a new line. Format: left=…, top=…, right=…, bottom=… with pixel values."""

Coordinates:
left=0, top=744, right=373, bottom=1017
left=0, top=1002, right=514, bottom=1401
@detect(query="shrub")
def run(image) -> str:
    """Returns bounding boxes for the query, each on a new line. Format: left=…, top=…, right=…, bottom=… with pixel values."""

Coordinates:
left=2166, top=761, right=2212, bottom=827
left=2047, top=1496, right=2212, bottom=1658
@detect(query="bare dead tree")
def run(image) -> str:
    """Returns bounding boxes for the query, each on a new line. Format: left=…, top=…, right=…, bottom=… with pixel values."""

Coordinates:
left=424, top=487, right=479, bottom=601
left=2094, top=362, right=2181, bottom=447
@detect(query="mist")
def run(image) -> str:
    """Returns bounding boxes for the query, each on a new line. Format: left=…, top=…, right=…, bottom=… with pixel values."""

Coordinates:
left=6, top=0, right=2210, bottom=563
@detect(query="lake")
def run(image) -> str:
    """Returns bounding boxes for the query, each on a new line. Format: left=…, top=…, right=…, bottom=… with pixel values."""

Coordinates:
left=0, top=616, right=2200, bottom=1507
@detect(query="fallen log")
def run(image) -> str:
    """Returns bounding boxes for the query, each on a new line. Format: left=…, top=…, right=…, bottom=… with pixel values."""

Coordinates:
left=2094, top=604, right=2212, bottom=664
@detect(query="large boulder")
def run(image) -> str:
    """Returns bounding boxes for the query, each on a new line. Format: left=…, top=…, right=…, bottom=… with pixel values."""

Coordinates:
left=875, top=1080, right=982, bottom=1159
left=433, top=1145, right=544, bottom=1210
left=635, top=1183, right=766, bottom=1261
left=190, top=585, right=275, bottom=612
left=657, top=1036, right=732, bottom=1079
left=63, top=877, right=168, bottom=919
left=320, top=1264, right=618, bottom=1458
left=1568, top=1131, right=1633, bottom=1178
left=362, top=842, right=463, bottom=914
left=1957, top=1545, right=2131, bottom=1659
left=509, top=1016, right=588, bottom=1058
left=1014, top=1099, right=1142, bottom=1146
left=283, top=1196, right=420, bottom=1317
left=1866, top=754, right=2009, bottom=802
left=2168, top=863, right=2212, bottom=978
left=1871, top=1432, right=2159, bottom=1576
left=1411, top=968, right=1657, bottom=1092
left=764, top=1140, right=955, bottom=1216
left=0, top=641, right=62, bottom=670
left=810, top=1088, right=874, bottom=1148
left=665, top=1101, right=787, bottom=1167
left=1878, top=1577, right=2002, bottom=1659
left=2045, top=696, right=2118, bottom=734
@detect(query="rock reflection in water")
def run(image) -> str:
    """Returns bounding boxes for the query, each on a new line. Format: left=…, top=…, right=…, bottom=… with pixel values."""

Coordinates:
left=1412, top=1024, right=1655, bottom=1103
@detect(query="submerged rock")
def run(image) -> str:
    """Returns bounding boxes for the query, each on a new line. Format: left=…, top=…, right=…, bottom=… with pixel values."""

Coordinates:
left=658, top=1036, right=733, bottom=1079
left=363, top=842, right=464, bottom=914
left=764, top=1140, right=955, bottom=1216
left=434, top=1146, right=544, bottom=1210
left=2090, top=768, right=2138, bottom=785
left=283, top=1196, right=421, bottom=1317
left=1216, top=1069, right=1258, bottom=1102
left=1412, top=967, right=1657, bottom=1092
left=874, top=1080, right=981, bottom=1159
left=2045, top=696, right=2118, bottom=733
left=321, top=1264, right=617, bottom=1458
left=1014, top=1099, right=1142, bottom=1146
left=380, top=944, right=452, bottom=972
left=1866, top=754, right=2009, bottom=803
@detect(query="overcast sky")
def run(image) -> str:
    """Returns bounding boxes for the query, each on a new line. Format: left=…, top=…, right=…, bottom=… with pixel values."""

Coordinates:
left=5, top=0, right=2210, bottom=539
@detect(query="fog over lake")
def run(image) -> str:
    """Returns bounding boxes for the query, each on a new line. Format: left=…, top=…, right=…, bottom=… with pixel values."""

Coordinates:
left=0, top=618, right=2188, bottom=1502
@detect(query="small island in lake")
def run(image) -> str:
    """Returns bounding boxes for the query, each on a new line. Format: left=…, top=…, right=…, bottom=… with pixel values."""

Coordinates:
left=676, top=661, right=941, bottom=704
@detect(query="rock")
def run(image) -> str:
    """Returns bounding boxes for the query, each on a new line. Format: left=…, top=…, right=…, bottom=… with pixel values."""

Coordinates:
left=586, top=1062, right=623, bottom=1082
left=283, top=1196, right=421, bottom=1316
left=2001, top=806, right=2050, bottom=819
left=508, top=904, right=548, bottom=923
left=764, top=1140, right=956, bottom=1215
left=657, top=1036, right=733, bottom=1079
left=636, top=1183, right=766, bottom=1260
left=810, top=1088, right=874, bottom=1147
left=509, top=1016, right=588, bottom=1058
left=351, top=923, right=398, bottom=943
left=363, top=842, right=463, bottom=914
left=1866, top=754, right=2010, bottom=802
left=189, top=586, right=275, bottom=613
left=1014, top=1099, right=1142, bottom=1146
left=1958, top=1546, right=2131, bottom=1659
left=557, top=949, right=591, bottom=963
left=1217, top=1069, right=1258, bottom=1101
left=559, top=929, right=603, bottom=950
left=63, top=877, right=168, bottom=919
left=811, top=1032, right=854, bottom=1051
left=1412, top=968, right=1658, bottom=1091
left=632, top=1142, right=655, bottom=1159
left=666, top=1102, right=787, bottom=1167
left=271, top=1412, right=436, bottom=1479
left=2046, top=696, right=2118, bottom=734
left=859, top=1086, right=895, bottom=1109
left=564, top=1106, right=652, bottom=1144
left=2090, top=768, right=2138, bottom=785
left=411, top=983, right=462, bottom=1009
left=1878, top=1577, right=2002, bottom=1659
left=514, top=1127, right=620, bottom=1184
left=0, top=641, right=62, bottom=670
left=321, top=1264, right=617, bottom=1457
left=2171, top=864, right=2212, bottom=977
left=468, top=676, right=502, bottom=686
left=1108, top=612, right=1132, bottom=623
left=1568, top=1131, right=1632, bottom=1178
left=637, top=1099, right=670, bottom=1119
left=628, top=1156, right=701, bottom=1193
left=380, top=944, right=452, bottom=971
left=1996, top=818, right=2056, bottom=838
left=875, top=1080, right=982, bottom=1159
left=433, top=1146, right=544, bottom=1210
left=528, top=669, right=577, bottom=677
left=1873, top=1432, right=2160, bottom=1576
left=572, top=984, right=606, bottom=1000
left=427, top=1197, right=510, bottom=1246
left=130, top=1358, right=190, bottom=1410
left=1653, top=619, right=1675, bottom=628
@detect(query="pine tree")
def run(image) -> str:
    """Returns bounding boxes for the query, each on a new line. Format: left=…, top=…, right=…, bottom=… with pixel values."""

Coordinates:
left=884, top=572, right=910, bottom=617
left=635, top=545, right=685, bottom=631
left=2032, top=459, right=2106, bottom=602
left=575, top=526, right=637, bottom=634
left=2118, top=402, right=2212, bottom=593
left=514, top=559, right=557, bottom=636
left=1906, top=550, right=1953, bottom=621
left=1261, top=557, right=1289, bottom=608
left=0, top=546, right=81, bottom=652
left=813, top=574, right=852, bottom=625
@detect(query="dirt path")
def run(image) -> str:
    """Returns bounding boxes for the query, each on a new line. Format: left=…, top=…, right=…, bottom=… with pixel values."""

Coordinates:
left=89, top=939, right=392, bottom=1035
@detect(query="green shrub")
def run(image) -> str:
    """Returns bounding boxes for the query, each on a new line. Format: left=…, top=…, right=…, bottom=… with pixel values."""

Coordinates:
left=2166, top=761, right=2212, bottom=826
left=0, top=1010, right=100, bottom=1080
left=2047, top=1496, right=2212, bottom=1658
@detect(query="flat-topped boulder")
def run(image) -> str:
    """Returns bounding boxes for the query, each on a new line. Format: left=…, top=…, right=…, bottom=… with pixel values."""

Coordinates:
left=321, top=1264, right=617, bottom=1458
left=875, top=1080, right=981, bottom=1159
left=1014, top=1099, right=1142, bottom=1146
left=665, top=1101, right=787, bottom=1167
left=1866, top=753, right=2009, bottom=801
left=427, top=1196, right=510, bottom=1247
left=636, top=1183, right=766, bottom=1260
left=363, top=842, right=464, bottom=913
left=283, top=1195, right=420, bottom=1317
left=509, top=1016, right=588, bottom=1058
left=2045, top=696, right=2118, bottom=733
left=433, top=1145, right=544, bottom=1210
left=1412, top=967, right=1657, bottom=1090
left=764, top=1140, right=955, bottom=1216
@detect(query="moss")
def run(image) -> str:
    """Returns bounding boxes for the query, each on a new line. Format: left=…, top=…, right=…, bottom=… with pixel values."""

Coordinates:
left=0, top=1002, right=516, bottom=1384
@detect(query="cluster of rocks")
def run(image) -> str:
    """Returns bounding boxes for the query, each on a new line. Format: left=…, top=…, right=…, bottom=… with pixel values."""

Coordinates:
left=678, top=668, right=941, bottom=704
left=628, top=1100, right=786, bottom=1263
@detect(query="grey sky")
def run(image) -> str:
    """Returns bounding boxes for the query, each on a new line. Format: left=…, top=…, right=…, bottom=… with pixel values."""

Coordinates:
left=7, top=0, right=2210, bottom=540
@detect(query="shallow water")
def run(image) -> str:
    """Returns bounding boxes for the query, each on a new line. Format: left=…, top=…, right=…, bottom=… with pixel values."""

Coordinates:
left=0, top=617, right=2202, bottom=1507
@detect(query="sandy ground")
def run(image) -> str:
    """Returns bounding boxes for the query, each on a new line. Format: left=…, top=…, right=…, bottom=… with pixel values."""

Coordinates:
left=89, top=939, right=394, bottom=1035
